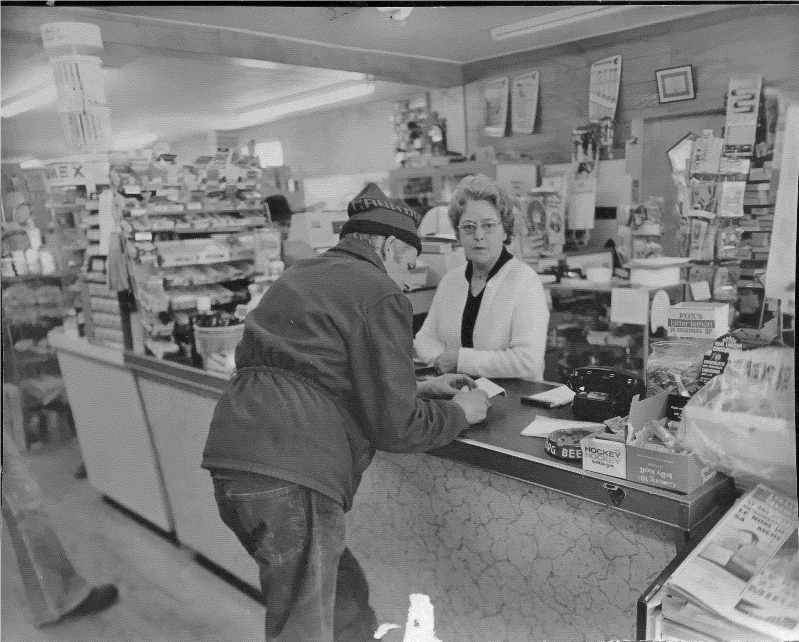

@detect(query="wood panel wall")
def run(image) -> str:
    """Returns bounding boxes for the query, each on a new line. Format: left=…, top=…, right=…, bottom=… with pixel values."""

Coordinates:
left=462, top=5, right=799, bottom=163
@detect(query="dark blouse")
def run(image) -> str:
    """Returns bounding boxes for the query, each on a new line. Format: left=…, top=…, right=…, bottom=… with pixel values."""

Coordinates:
left=460, top=247, right=513, bottom=348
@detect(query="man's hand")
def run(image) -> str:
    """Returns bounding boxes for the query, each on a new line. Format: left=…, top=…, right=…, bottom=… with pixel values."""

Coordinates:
left=452, top=389, right=490, bottom=425
left=433, top=348, right=459, bottom=375
left=417, top=373, right=476, bottom=399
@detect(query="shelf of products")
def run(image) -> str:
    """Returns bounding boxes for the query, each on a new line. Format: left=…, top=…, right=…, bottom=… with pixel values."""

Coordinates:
left=389, top=161, right=496, bottom=217
left=1, top=274, right=75, bottom=450
left=674, top=78, right=783, bottom=329
left=112, top=150, right=282, bottom=364
left=543, top=282, right=685, bottom=383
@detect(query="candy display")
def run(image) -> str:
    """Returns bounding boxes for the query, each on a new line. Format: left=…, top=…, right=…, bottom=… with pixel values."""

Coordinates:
left=646, top=341, right=703, bottom=397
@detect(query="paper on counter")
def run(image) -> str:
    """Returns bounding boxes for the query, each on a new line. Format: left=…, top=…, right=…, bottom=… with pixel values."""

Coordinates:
left=474, top=377, right=506, bottom=398
left=526, top=385, right=575, bottom=407
left=520, top=416, right=603, bottom=437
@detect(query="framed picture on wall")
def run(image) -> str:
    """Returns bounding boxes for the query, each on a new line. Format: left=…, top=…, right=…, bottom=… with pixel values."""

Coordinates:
left=656, top=65, right=696, bottom=104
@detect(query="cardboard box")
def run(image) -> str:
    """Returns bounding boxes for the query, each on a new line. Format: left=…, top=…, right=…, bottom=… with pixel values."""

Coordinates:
left=625, top=393, right=720, bottom=493
left=580, top=434, right=626, bottom=479
left=666, top=301, right=729, bottom=341
left=580, top=392, right=721, bottom=493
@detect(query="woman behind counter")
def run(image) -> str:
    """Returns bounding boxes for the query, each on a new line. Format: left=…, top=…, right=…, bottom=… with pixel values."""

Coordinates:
left=414, top=174, right=549, bottom=381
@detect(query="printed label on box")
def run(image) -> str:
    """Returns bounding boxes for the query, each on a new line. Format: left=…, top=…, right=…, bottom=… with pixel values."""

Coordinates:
left=580, top=436, right=626, bottom=478
left=667, top=394, right=691, bottom=420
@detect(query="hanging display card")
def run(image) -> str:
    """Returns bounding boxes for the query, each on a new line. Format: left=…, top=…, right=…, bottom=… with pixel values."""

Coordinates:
left=511, top=71, right=540, bottom=135
left=723, top=76, right=763, bottom=158
left=717, top=181, right=746, bottom=218
left=569, top=125, right=600, bottom=229
left=589, top=56, right=622, bottom=122
left=483, top=77, right=509, bottom=138
left=689, top=130, right=723, bottom=176
left=690, top=181, right=717, bottom=212
left=538, top=176, right=567, bottom=254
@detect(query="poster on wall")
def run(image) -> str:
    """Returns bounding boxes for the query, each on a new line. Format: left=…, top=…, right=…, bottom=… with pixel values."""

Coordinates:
left=484, top=77, right=509, bottom=138
left=723, top=75, right=763, bottom=159
left=589, top=55, right=622, bottom=123
left=511, top=71, right=540, bottom=135
left=569, top=124, right=600, bottom=229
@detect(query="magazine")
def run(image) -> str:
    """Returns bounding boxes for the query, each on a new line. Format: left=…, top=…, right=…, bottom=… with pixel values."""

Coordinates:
left=667, top=484, right=799, bottom=641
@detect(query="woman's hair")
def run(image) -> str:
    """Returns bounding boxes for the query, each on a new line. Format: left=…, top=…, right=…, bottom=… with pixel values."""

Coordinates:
left=448, top=174, right=515, bottom=242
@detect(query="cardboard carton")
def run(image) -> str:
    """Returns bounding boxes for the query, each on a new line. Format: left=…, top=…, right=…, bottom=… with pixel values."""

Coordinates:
left=580, top=392, right=721, bottom=493
left=666, top=301, right=729, bottom=341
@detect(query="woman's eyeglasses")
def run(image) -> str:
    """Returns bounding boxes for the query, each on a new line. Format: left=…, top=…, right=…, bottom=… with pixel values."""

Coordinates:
left=458, top=221, right=501, bottom=236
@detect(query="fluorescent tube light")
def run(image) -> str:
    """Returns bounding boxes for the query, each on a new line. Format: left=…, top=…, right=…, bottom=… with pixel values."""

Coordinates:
left=1, top=86, right=58, bottom=119
left=1, top=66, right=55, bottom=103
left=238, top=82, right=376, bottom=127
left=112, top=132, right=158, bottom=151
left=19, top=159, right=45, bottom=169
left=377, top=7, right=413, bottom=21
left=491, top=6, right=630, bottom=41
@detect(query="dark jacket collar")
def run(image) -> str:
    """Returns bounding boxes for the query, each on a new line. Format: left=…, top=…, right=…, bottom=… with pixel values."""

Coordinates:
left=328, top=236, right=388, bottom=275
left=465, top=246, right=513, bottom=282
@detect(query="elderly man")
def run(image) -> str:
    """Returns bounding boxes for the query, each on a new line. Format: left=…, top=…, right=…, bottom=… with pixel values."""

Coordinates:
left=202, top=183, right=489, bottom=642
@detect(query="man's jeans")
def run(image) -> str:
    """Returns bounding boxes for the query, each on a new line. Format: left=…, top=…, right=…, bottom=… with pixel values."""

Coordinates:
left=1, top=427, right=92, bottom=626
left=211, top=470, right=377, bottom=642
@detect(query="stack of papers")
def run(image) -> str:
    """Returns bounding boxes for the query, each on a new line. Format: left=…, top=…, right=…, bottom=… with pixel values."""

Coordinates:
left=520, top=416, right=603, bottom=437
left=525, top=385, right=575, bottom=408
left=474, top=377, right=506, bottom=398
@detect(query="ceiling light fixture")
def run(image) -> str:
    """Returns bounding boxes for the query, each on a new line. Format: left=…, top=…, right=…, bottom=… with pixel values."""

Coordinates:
left=377, top=7, right=414, bottom=21
left=19, top=158, right=45, bottom=169
left=491, top=6, right=630, bottom=41
left=1, top=86, right=58, bottom=119
left=238, top=82, right=376, bottom=127
left=113, top=132, right=158, bottom=151
left=0, top=66, right=55, bottom=103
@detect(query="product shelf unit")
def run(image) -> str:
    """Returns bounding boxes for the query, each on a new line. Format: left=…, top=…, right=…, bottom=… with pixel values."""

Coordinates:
left=389, top=161, right=496, bottom=216
left=1, top=272, right=75, bottom=450
left=111, top=152, right=279, bottom=364
left=543, top=281, right=685, bottom=384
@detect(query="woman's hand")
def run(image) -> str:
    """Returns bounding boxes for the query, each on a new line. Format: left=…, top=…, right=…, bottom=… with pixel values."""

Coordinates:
left=417, top=373, right=477, bottom=399
left=433, top=348, right=459, bottom=375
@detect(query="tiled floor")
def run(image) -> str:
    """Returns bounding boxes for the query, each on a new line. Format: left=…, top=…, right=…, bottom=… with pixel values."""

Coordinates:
left=1, top=438, right=264, bottom=641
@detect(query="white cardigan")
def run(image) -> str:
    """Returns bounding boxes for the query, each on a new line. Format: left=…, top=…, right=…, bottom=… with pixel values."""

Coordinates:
left=414, top=257, right=550, bottom=381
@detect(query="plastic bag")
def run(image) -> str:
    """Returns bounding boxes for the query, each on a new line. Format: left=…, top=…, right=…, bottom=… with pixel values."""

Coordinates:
left=678, top=346, right=796, bottom=496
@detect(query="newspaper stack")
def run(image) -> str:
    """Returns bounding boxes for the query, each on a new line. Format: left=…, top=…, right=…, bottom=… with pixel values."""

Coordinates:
left=661, top=484, right=799, bottom=641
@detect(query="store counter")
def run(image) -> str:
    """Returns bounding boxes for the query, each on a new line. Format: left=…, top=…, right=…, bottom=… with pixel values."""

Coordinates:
left=123, top=352, right=736, bottom=641
left=47, top=329, right=173, bottom=533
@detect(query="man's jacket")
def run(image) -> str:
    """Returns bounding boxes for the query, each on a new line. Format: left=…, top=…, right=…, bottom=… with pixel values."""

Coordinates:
left=202, top=236, right=468, bottom=511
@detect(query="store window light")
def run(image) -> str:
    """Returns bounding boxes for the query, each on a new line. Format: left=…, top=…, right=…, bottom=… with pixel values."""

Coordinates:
left=255, top=141, right=283, bottom=168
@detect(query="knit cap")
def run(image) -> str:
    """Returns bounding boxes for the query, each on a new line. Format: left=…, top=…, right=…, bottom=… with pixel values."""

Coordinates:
left=340, top=183, right=422, bottom=254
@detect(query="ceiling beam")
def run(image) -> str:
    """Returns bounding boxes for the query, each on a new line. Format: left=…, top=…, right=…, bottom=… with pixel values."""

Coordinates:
left=0, top=6, right=464, bottom=88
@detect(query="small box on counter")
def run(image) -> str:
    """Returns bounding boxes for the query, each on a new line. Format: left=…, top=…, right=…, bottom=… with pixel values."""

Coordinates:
left=666, top=301, right=729, bottom=341
left=581, top=392, right=720, bottom=493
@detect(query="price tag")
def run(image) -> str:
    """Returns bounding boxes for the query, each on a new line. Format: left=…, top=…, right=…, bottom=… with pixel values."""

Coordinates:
left=690, top=281, right=712, bottom=301
left=134, top=232, right=153, bottom=242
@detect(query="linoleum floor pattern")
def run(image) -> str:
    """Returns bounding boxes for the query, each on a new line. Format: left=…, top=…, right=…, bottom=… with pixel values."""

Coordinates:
left=0, top=438, right=264, bottom=642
